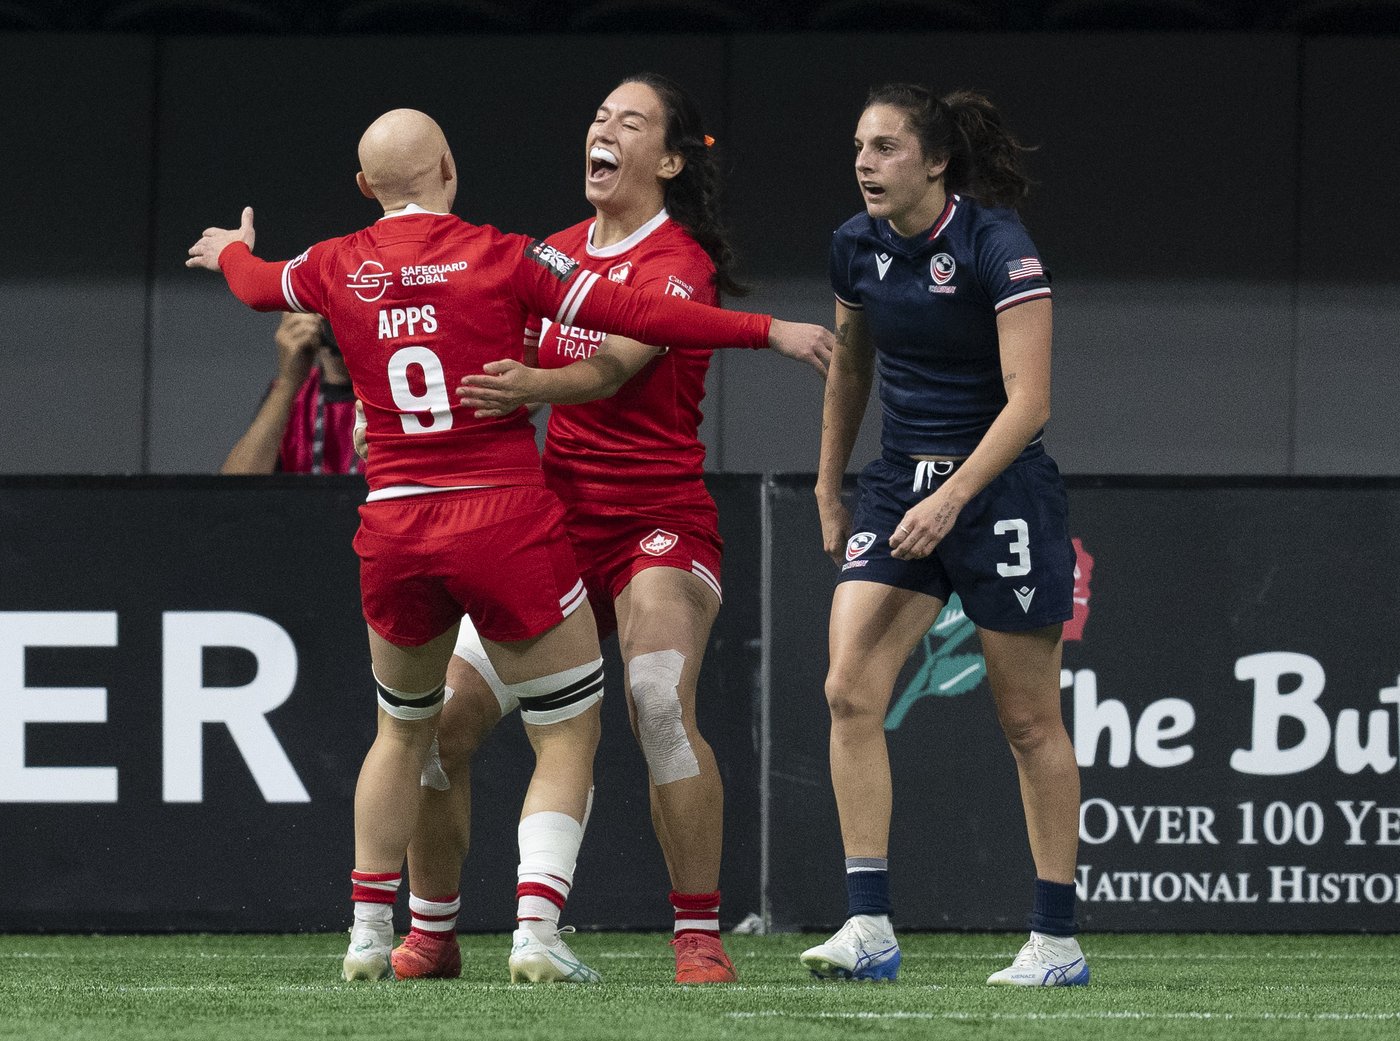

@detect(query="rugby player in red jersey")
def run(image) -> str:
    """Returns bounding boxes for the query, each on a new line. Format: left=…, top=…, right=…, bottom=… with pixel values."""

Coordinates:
left=186, top=108, right=832, bottom=982
left=391, top=74, right=774, bottom=985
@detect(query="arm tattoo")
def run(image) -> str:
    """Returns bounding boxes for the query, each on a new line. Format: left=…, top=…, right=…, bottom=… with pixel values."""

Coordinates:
left=1003, top=371, right=1018, bottom=385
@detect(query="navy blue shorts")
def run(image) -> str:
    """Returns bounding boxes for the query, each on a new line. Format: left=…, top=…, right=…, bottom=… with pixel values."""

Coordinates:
left=837, top=446, right=1074, bottom=632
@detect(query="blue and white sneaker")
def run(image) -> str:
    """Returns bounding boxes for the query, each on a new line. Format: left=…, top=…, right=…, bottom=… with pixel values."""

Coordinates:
left=508, top=925, right=602, bottom=984
left=342, top=920, right=394, bottom=981
left=800, top=914, right=901, bottom=982
left=986, top=931, right=1090, bottom=986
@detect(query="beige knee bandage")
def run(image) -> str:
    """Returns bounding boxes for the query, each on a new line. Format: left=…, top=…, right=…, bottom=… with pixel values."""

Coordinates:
left=629, top=649, right=699, bottom=785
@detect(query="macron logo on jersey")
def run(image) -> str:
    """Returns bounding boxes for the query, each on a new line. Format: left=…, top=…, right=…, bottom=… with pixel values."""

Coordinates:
left=347, top=261, right=394, bottom=303
left=875, top=253, right=892, bottom=280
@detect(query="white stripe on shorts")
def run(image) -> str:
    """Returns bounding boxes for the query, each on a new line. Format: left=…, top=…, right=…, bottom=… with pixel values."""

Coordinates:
left=690, top=560, right=722, bottom=602
left=559, top=579, right=587, bottom=617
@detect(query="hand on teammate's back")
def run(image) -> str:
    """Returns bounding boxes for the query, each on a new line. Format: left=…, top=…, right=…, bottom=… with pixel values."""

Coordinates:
left=767, top=319, right=834, bottom=377
left=457, top=359, right=538, bottom=417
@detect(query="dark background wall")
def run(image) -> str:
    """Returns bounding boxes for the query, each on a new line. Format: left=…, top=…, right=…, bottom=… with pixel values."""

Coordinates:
left=2, top=4, right=1398, bottom=477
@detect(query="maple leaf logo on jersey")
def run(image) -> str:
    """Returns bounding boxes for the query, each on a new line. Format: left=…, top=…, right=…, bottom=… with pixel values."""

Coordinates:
left=664, top=276, right=693, bottom=299
left=346, top=260, right=394, bottom=303
left=930, top=253, right=956, bottom=286
left=608, top=261, right=633, bottom=283
left=640, top=529, right=679, bottom=556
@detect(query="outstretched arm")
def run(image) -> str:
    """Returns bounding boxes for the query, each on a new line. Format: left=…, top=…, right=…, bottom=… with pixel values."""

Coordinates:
left=520, top=251, right=833, bottom=376
left=187, top=207, right=301, bottom=312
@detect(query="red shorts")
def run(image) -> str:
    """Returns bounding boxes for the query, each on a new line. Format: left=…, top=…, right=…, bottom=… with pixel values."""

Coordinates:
left=557, top=489, right=723, bottom=639
left=353, top=486, right=585, bottom=646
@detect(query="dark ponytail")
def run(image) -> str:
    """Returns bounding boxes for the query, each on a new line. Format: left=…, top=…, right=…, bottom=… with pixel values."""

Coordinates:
left=865, top=83, right=1034, bottom=210
left=619, top=72, right=749, bottom=297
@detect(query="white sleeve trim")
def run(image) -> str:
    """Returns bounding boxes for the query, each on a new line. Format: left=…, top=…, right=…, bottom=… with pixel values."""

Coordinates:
left=994, top=286, right=1052, bottom=312
left=556, top=270, right=600, bottom=326
left=834, top=292, right=863, bottom=310
left=281, top=260, right=309, bottom=313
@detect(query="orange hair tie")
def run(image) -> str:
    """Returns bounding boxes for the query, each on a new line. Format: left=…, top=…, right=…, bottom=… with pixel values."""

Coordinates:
left=703, top=134, right=715, bottom=148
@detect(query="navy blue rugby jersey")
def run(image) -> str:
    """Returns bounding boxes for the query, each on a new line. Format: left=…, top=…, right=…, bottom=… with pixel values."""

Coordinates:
left=830, top=194, right=1052, bottom=458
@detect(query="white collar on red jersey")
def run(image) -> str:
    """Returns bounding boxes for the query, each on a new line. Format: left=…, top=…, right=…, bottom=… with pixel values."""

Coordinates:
left=379, top=202, right=449, bottom=221
left=585, top=208, right=669, bottom=259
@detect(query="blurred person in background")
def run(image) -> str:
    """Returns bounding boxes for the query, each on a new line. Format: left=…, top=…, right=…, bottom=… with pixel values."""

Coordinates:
left=221, top=312, right=360, bottom=475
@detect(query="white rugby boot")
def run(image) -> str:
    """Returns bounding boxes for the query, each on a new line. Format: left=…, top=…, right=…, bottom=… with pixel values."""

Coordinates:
left=986, top=930, right=1090, bottom=986
left=508, top=925, right=602, bottom=983
left=342, top=919, right=394, bottom=981
left=799, top=914, right=901, bottom=981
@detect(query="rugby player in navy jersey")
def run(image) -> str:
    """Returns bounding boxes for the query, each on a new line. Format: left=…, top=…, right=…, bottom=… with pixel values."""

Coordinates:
left=800, top=85, right=1088, bottom=987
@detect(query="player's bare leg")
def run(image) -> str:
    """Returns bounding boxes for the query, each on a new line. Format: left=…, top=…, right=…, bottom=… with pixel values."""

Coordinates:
left=395, top=655, right=503, bottom=979
left=824, top=582, right=943, bottom=859
left=344, top=623, right=458, bottom=981
left=979, top=624, right=1078, bottom=883
left=801, top=582, right=942, bottom=982
left=613, top=567, right=734, bottom=982
left=980, top=624, right=1088, bottom=986
left=483, top=606, right=606, bottom=983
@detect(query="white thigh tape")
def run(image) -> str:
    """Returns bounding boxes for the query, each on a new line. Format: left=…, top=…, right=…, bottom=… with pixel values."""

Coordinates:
left=507, top=657, right=604, bottom=726
left=629, top=649, right=699, bottom=785
left=374, top=672, right=446, bottom=721
left=452, top=615, right=519, bottom=715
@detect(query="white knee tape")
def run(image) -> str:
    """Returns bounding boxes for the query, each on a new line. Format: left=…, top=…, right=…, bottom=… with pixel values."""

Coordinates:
left=506, top=657, right=604, bottom=726
left=374, top=671, right=446, bottom=721
left=419, top=687, right=454, bottom=791
left=453, top=614, right=520, bottom=715
left=629, top=649, right=699, bottom=785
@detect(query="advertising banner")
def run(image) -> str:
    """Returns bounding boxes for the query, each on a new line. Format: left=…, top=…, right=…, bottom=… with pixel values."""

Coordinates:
left=4, top=475, right=1397, bottom=932
left=0, top=476, right=761, bottom=932
left=766, top=475, right=1400, bottom=932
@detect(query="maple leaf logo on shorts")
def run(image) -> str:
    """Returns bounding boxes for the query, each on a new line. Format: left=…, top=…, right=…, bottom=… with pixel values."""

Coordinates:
left=640, top=529, right=679, bottom=556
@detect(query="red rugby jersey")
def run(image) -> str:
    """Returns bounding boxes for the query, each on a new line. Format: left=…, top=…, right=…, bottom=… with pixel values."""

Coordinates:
left=217, top=209, right=769, bottom=494
left=534, top=211, right=717, bottom=499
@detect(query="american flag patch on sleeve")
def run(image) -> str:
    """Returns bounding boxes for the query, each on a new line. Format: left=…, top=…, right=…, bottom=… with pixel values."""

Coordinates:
left=1006, top=257, right=1044, bottom=281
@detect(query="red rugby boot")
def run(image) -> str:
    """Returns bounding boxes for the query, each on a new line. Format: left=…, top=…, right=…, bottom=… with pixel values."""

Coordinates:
left=670, top=933, right=737, bottom=984
left=391, top=929, right=462, bottom=980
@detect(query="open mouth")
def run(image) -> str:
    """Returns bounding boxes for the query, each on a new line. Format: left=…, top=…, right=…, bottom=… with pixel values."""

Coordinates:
left=589, top=146, right=619, bottom=181
left=861, top=181, right=886, bottom=200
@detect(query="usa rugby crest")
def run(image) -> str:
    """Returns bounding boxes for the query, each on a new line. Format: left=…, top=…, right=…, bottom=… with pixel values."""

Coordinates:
left=930, top=253, right=956, bottom=285
left=846, top=531, right=876, bottom=561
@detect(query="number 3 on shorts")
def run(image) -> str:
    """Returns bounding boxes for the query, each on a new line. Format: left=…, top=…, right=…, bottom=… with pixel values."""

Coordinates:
left=388, top=345, right=453, bottom=433
left=994, top=518, right=1031, bottom=577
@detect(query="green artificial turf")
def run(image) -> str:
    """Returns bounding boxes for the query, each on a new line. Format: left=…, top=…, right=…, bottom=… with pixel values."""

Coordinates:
left=1, top=932, right=1397, bottom=1041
